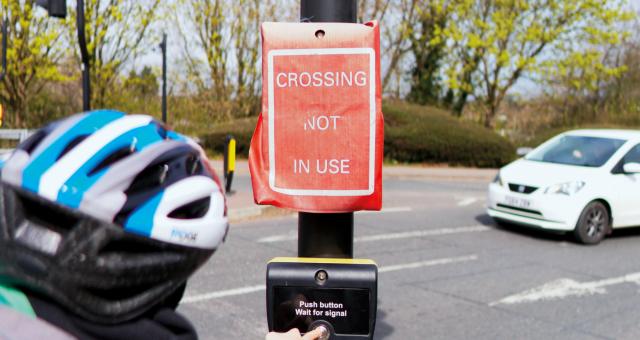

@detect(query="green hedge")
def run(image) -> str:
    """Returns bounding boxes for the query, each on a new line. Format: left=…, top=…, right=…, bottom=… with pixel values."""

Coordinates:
left=200, top=101, right=515, bottom=168
left=200, top=117, right=257, bottom=157
left=383, top=101, right=514, bottom=167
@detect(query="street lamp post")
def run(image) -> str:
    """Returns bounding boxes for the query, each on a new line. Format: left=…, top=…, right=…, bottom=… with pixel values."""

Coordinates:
left=76, top=0, right=91, bottom=111
left=0, top=18, right=7, bottom=82
left=160, top=33, right=167, bottom=123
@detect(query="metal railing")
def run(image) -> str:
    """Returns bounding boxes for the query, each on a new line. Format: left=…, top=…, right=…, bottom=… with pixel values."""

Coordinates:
left=0, top=129, right=31, bottom=153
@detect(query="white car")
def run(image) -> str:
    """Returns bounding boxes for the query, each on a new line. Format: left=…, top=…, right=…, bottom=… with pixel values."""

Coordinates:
left=488, top=130, right=640, bottom=244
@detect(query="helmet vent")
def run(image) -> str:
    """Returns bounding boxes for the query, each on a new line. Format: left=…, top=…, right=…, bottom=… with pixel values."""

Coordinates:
left=57, top=135, right=89, bottom=161
left=18, top=130, right=47, bottom=154
left=89, top=146, right=134, bottom=176
left=125, top=163, right=169, bottom=195
left=168, top=197, right=210, bottom=219
left=185, top=154, right=202, bottom=175
left=156, top=124, right=168, bottom=139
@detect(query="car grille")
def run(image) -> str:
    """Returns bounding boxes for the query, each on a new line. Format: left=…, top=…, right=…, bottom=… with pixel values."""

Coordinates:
left=497, top=204, right=543, bottom=216
left=508, top=183, right=538, bottom=194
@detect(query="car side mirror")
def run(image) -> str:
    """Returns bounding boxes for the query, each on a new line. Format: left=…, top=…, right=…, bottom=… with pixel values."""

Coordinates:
left=517, top=147, right=533, bottom=157
left=623, top=162, right=640, bottom=174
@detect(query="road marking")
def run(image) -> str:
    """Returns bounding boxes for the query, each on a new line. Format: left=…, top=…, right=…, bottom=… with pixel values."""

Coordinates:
left=378, top=254, right=478, bottom=273
left=181, top=285, right=267, bottom=304
left=357, top=206, right=413, bottom=214
left=182, top=255, right=478, bottom=304
left=254, top=206, right=414, bottom=241
left=457, top=197, right=479, bottom=207
left=257, top=224, right=490, bottom=243
left=354, top=225, right=489, bottom=242
left=489, top=272, right=640, bottom=306
left=257, top=232, right=297, bottom=243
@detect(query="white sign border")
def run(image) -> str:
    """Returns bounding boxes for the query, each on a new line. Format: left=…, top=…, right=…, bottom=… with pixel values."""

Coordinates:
left=267, top=48, right=376, bottom=196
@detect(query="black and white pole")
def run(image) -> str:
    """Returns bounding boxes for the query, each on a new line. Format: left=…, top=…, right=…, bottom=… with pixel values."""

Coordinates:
left=298, top=0, right=358, bottom=259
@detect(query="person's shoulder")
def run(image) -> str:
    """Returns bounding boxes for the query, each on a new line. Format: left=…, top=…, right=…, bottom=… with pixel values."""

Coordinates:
left=0, top=305, right=76, bottom=339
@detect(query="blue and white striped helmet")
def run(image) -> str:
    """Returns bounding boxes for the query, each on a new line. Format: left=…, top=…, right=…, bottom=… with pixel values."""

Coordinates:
left=0, top=110, right=228, bottom=323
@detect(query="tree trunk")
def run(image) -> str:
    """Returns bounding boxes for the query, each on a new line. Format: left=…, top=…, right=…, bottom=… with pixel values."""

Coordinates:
left=452, top=90, right=469, bottom=117
left=483, top=102, right=497, bottom=128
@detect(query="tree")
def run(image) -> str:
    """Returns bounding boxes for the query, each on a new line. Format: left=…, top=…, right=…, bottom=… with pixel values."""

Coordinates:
left=358, top=0, right=407, bottom=94
left=124, top=66, right=158, bottom=98
left=64, top=0, right=161, bottom=108
left=441, top=1, right=492, bottom=116
left=230, top=0, right=268, bottom=118
left=106, top=65, right=160, bottom=115
left=0, top=0, right=64, bottom=127
left=178, top=0, right=227, bottom=98
left=545, top=11, right=637, bottom=125
left=175, top=0, right=282, bottom=121
left=606, top=32, right=640, bottom=123
left=443, top=0, right=633, bottom=128
left=358, top=0, right=392, bottom=23
left=406, top=0, right=460, bottom=106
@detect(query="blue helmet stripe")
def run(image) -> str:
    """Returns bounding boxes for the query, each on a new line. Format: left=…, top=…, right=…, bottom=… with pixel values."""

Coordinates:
left=124, top=190, right=164, bottom=237
left=22, top=111, right=125, bottom=193
left=56, top=123, right=165, bottom=208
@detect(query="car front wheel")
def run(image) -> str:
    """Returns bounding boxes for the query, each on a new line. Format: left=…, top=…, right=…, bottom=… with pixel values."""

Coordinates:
left=573, top=201, right=609, bottom=245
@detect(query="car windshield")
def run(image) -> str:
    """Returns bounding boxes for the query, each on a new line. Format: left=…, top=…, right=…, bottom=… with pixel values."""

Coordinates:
left=526, top=135, right=626, bottom=167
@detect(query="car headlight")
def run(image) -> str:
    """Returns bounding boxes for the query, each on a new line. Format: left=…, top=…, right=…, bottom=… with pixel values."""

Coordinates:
left=544, top=181, right=585, bottom=195
left=492, top=173, right=503, bottom=186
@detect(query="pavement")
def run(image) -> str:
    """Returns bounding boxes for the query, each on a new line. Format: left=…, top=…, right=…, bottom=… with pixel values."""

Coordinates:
left=211, top=160, right=497, bottom=222
left=181, top=162, right=640, bottom=339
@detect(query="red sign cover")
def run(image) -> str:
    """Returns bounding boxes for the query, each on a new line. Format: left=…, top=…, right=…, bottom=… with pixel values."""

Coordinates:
left=249, top=21, right=383, bottom=213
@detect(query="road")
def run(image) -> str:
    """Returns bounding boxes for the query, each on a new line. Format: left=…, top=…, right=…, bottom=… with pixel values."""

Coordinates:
left=178, top=169, right=640, bottom=340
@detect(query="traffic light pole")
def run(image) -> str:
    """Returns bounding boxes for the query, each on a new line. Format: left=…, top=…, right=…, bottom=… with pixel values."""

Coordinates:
left=35, top=0, right=89, bottom=110
left=297, top=0, right=358, bottom=259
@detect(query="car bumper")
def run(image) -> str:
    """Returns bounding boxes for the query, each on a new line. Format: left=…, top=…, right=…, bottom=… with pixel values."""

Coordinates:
left=487, top=208, right=574, bottom=231
left=487, top=183, right=582, bottom=231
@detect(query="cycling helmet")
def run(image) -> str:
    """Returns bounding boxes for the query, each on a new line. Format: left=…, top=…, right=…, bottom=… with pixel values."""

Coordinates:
left=0, top=110, right=228, bottom=323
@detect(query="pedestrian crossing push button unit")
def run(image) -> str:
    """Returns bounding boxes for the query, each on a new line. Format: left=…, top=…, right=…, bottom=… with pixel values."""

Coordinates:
left=266, top=257, right=378, bottom=339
